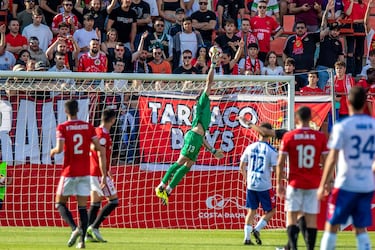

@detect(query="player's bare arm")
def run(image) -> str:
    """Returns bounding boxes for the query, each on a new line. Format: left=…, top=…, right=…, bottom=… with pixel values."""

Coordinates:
left=276, top=153, right=287, bottom=199
left=50, top=139, right=64, bottom=157
left=317, top=149, right=338, bottom=200
left=92, top=138, right=107, bottom=187
left=239, top=161, right=247, bottom=182
left=237, top=116, right=276, bottom=137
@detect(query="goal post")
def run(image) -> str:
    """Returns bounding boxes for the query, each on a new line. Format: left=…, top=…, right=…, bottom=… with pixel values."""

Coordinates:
left=0, top=71, right=332, bottom=229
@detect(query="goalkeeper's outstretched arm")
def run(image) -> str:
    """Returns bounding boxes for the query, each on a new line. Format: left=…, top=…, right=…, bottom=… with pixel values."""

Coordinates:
left=204, top=51, right=219, bottom=95
left=237, top=116, right=276, bottom=137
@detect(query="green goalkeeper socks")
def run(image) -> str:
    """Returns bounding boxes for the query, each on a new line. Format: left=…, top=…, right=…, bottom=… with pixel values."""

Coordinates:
left=162, top=162, right=182, bottom=184
left=169, top=166, right=190, bottom=189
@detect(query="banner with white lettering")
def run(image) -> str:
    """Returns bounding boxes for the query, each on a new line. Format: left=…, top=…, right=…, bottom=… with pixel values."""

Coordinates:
left=0, top=94, right=91, bottom=165
left=138, top=94, right=332, bottom=170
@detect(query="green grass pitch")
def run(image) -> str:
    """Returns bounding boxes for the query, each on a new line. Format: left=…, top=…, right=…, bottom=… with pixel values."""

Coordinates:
left=0, top=227, right=374, bottom=249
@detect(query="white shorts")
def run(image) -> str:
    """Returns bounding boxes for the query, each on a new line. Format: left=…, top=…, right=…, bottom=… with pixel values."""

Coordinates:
left=90, top=176, right=117, bottom=197
left=285, top=185, right=320, bottom=214
left=56, top=176, right=90, bottom=196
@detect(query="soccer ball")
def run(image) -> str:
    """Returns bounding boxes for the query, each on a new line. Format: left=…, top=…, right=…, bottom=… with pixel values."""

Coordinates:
left=0, top=174, right=5, bottom=186
left=208, top=46, right=222, bottom=59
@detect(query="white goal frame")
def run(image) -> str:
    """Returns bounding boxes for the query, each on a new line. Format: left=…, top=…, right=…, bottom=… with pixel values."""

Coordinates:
left=0, top=71, right=303, bottom=230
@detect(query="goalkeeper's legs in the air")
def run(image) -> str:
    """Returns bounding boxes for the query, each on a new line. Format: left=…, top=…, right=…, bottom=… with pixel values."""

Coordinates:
left=155, top=155, right=194, bottom=205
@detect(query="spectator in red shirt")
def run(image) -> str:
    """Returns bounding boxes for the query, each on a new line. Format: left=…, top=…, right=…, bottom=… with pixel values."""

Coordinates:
left=343, top=0, right=367, bottom=76
left=250, top=0, right=283, bottom=61
left=300, top=71, right=325, bottom=95
left=78, top=38, right=108, bottom=72
left=52, top=0, right=79, bottom=35
left=5, top=19, right=28, bottom=58
left=356, top=68, right=375, bottom=116
left=334, top=60, right=355, bottom=120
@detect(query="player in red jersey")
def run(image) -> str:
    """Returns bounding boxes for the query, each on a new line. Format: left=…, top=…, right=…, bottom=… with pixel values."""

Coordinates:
left=86, top=109, right=118, bottom=243
left=276, top=106, right=328, bottom=250
left=50, top=99, right=106, bottom=249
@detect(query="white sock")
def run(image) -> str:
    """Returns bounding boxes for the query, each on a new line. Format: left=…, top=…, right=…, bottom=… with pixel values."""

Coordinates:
left=158, top=182, right=166, bottom=189
left=166, top=185, right=172, bottom=194
left=357, top=232, right=371, bottom=250
left=254, top=218, right=267, bottom=232
left=320, top=231, right=336, bottom=250
left=244, top=225, right=253, bottom=240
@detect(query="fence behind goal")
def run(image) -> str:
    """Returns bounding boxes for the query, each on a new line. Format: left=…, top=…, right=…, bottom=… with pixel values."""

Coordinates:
left=0, top=71, right=331, bottom=229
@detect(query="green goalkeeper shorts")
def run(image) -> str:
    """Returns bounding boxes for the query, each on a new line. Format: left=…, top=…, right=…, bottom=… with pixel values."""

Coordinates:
left=181, top=130, right=203, bottom=161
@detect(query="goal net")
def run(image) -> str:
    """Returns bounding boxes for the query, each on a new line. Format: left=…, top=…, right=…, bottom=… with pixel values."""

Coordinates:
left=0, top=72, right=332, bottom=229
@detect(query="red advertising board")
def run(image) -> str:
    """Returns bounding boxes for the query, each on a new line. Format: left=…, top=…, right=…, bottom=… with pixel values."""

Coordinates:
left=2, top=93, right=374, bottom=230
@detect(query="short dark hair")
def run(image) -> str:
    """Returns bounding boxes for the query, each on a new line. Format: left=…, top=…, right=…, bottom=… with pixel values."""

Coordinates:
left=65, top=99, right=79, bottom=116
left=367, top=67, right=375, bottom=76
left=83, top=13, right=94, bottom=21
left=114, top=58, right=125, bottom=65
left=58, top=22, right=69, bottom=28
left=296, top=106, right=311, bottom=122
left=225, top=18, right=235, bottom=26
left=308, top=71, right=319, bottom=77
left=8, top=18, right=19, bottom=25
left=241, top=18, right=250, bottom=23
left=55, top=51, right=66, bottom=58
left=348, top=86, right=366, bottom=111
left=295, top=21, right=306, bottom=27
left=153, top=16, right=164, bottom=24
left=102, top=109, right=117, bottom=123
left=182, top=17, right=192, bottom=23
left=260, top=122, right=272, bottom=130
left=285, top=57, right=295, bottom=66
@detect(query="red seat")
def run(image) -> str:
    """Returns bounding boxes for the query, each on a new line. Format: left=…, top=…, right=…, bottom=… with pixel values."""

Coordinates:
left=270, top=37, right=287, bottom=56
left=282, top=15, right=295, bottom=35
left=0, top=10, right=7, bottom=26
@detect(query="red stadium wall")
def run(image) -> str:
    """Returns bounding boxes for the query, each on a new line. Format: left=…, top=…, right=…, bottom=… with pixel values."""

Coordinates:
left=1, top=164, right=375, bottom=230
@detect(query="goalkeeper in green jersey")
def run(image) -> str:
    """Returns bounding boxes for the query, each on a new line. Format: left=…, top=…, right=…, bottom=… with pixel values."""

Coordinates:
left=155, top=47, right=225, bottom=206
